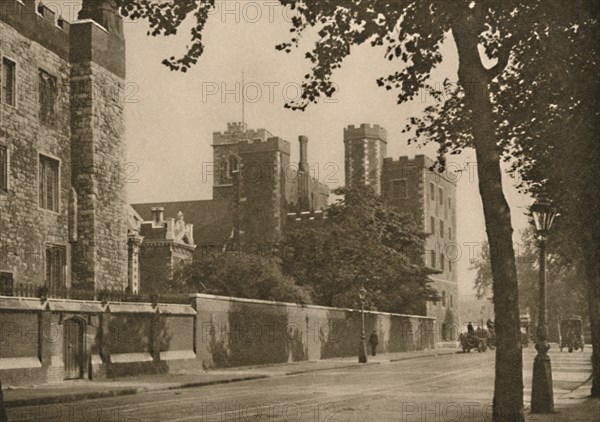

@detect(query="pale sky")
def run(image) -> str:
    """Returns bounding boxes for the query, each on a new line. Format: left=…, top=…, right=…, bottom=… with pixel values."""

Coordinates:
left=54, top=1, right=533, bottom=299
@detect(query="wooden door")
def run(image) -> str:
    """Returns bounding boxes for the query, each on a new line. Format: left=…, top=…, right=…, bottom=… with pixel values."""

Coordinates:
left=63, top=318, right=84, bottom=379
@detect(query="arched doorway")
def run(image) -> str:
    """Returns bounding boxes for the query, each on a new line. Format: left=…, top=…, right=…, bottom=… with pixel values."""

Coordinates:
left=63, top=318, right=85, bottom=379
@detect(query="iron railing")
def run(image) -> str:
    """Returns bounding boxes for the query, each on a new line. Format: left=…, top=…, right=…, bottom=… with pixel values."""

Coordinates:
left=0, top=282, right=191, bottom=304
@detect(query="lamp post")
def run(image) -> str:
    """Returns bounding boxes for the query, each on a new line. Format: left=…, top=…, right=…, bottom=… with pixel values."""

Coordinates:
left=358, top=284, right=367, bottom=363
left=530, top=199, right=558, bottom=414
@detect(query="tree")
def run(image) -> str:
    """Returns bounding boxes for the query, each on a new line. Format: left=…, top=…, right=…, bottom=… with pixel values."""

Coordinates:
left=171, top=252, right=313, bottom=304
left=472, top=232, right=589, bottom=342
left=114, top=0, right=599, bottom=417
left=281, top=186, right=438, bottom=313
left=494, top=2, right=600, bottom=396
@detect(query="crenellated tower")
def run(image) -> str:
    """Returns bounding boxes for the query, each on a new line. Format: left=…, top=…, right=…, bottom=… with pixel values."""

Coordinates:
left=343, top=124, right=387, bottom=195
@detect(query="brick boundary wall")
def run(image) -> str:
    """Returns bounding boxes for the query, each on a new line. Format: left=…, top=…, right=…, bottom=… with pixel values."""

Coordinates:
left=0, top=294, right=435, bottom=386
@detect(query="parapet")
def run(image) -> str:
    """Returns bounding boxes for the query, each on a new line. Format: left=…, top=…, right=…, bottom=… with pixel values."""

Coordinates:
left=384, top=154, right=457, bottom=184
left=237, top=137, right=291, bottom=155
left=0, top=0, right=70, bottom=59
left=0, top=0, right=125, bottom=78
left=344, top=124, right=388, bottom=143
left=213, top=124, right=273, bottom=146
left=227, top=122, right=248, bottom=132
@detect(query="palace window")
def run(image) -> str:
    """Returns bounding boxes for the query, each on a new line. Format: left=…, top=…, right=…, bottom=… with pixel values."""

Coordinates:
left=442, top=290, right=446, bottom=307
left=390, top=179, right=408, bottom=199
left=441, top=252, right=445, bottom=271
left=439, top=187, right=444, bottom=205
left=2, top=58, right=16, bottom=106
left=45, top=245, right=66, bottom=291
left=430, top=250, right=436, bottom=268
left=449, top=227, right=452, bottom=240
left=39, top=70, right=57, bottom=126
left=0, top=145, right=7, bottom=191
left=430, top=216, right=435, bottom=235
left=429, top=182, right=435, bottom=201
left=227, top=155, right=239, bottom=179
left=440, top=220, right=444, bottom=239
left=39, top=154, right=59, bottom=211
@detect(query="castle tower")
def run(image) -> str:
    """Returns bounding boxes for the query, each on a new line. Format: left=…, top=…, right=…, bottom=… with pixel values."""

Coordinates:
left=212, top=122, right=271, bottom=202
left=70, top=0, right=128, bottom=290
left=343, top=124, right=387, bottom=195
left=237, top=137, right=291, bottom=245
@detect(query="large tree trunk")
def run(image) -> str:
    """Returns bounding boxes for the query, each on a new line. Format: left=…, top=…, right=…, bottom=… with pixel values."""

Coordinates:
left=583, top=241, right=600, bottom=397
left=452, top=19, right=525, bottom=422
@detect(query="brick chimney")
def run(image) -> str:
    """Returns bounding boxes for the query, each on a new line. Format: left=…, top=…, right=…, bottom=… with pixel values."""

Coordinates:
left=151, top=207, right=165, bottom=225
left=78, top=0, right=123, bottom=36
left=299, top=136, right=309, bottom=173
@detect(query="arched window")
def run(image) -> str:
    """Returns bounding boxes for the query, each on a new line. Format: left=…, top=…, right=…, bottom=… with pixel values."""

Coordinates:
left=227, top=155, right=239, bottom=179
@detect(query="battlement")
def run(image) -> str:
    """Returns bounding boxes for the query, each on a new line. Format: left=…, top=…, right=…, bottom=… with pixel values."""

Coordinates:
left=344, top=124, right=388, bottom=143
left=227, top=122, right=248, bottom=132
left=0, top=0, right=71, bottom=59
left=213, top=123, right=274, bottom=146
left=0, top=0, right=125, bottom=77
left=383, top=154, right=457, bottom=185
left=286, top=210, right=328, bottom=224
left=237, top=137, right=291, bottom=155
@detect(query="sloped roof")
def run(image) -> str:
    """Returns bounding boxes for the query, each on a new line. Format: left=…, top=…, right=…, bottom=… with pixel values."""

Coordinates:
left=131, top=200, right=233, bottom=248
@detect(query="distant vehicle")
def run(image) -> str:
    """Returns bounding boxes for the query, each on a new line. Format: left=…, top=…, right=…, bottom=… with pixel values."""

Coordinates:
left=460, top=329, right=488, bottom=353
left=559, top=316, right=584, bottom=353
left=520, top=314, right=531, bottom=348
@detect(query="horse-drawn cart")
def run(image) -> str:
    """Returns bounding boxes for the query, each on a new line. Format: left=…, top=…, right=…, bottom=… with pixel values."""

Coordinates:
left=559, top=316, right=584, bottom=353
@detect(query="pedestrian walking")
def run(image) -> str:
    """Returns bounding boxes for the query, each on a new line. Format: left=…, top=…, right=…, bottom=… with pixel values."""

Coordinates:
left=368, top=330, right=379, bottom=356
left=467, top=322, right=474, bottom=336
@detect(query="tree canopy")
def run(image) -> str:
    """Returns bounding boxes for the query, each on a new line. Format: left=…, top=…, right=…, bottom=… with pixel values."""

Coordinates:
left=171, top=253, right=313, bottom=304
left=282, top=186, right=438, bottom=314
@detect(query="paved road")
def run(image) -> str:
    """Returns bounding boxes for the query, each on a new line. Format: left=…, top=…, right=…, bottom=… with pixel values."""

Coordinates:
left=7, top=347, right=593, bottom=422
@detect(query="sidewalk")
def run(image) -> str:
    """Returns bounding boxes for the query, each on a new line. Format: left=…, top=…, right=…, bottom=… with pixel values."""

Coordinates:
left=2, top=348, right=458, bottom=408
left=525, top=379, right=599, bottom=422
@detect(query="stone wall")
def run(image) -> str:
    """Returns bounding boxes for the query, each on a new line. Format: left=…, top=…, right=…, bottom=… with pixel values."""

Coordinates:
left=1, top=0, right=128, bottom=292
left=191, top=294, right=436, bottom=369
left=0, top=297, right=196, bottom=386
left=70, top=27, right=128, bottom=290
left=1, top=293, right=436, bottom=386
left=0, top=18, right=73, bottom=286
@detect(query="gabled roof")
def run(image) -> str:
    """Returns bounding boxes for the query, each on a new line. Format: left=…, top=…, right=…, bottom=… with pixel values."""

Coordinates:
left=131, top=200, right=233, bottom=248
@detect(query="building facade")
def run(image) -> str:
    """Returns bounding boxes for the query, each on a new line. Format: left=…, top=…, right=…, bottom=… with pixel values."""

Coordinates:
left=0, top=0, right=128, bottom=293
left=133, top=122, right=329, bottom=257
left=345, top=124, right=459, bottom=341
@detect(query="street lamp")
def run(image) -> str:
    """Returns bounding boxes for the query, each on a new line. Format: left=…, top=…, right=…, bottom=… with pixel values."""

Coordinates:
left=530, top=199, right=558, bottom=414
left=358, top=284, right=368, bottom=363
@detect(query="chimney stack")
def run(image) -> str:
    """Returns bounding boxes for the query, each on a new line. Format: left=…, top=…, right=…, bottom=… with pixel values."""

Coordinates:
left=151, top=207, right=165, bottom=225
left=299, top=136, right=308, bottom=173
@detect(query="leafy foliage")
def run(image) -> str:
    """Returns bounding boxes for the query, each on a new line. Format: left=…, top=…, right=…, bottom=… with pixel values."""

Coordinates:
left=281, top=186, right=438, bottom=314
left=171, top=253, right=313, bottom=304
left=472, top=232, right=588, bottom=324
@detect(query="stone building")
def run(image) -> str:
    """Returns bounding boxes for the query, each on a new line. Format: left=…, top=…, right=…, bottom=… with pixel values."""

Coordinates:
left=133, top=122, right=329, bottom=259
left=345, top=124, right=459, bottom=341
left=0, top=0, right=128, bottom=292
